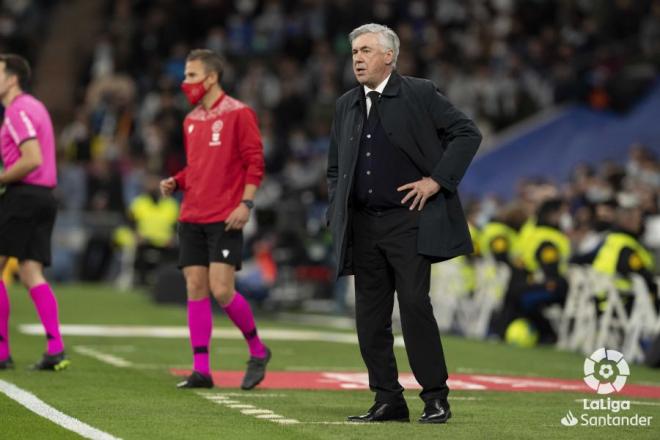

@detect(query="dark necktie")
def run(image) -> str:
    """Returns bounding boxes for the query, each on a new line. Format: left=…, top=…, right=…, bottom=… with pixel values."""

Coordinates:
left=367, top=91, right=380, bottom=121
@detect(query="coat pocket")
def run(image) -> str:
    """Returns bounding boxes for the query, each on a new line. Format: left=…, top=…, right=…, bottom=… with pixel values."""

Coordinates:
left=417, top=194, right=469, bottom=258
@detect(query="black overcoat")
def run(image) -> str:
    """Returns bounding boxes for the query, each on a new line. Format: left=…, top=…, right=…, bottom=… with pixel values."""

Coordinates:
left=326, top=71, right=482, bottom=277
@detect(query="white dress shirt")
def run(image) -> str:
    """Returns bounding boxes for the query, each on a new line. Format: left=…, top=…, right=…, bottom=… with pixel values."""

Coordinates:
left=364, top=73, right=391, bottom=117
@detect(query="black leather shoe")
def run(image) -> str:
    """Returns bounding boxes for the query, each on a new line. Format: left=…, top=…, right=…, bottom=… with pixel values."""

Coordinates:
left=347, top=401, right=410, bottom=422
left=418, top=399, right=451, bottom=424
left=177, top=371, right=214, bottom=389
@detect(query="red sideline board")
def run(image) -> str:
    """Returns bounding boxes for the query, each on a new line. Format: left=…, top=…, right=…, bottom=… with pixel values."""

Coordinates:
left=171, top=370, right=660, bottom=399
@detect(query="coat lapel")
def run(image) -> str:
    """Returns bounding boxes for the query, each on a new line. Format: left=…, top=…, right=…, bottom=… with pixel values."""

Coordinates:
left=347, top=87, right=365, bottom=166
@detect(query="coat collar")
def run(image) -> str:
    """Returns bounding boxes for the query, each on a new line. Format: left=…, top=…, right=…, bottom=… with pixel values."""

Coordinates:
left=381, top=70, right=401, bottom=97
left=350, top=70, right=401, bottom=107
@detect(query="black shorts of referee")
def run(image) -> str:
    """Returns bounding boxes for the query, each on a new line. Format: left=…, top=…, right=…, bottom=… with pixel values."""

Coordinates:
left=178, top=221, right=243, bottom=269
left=0, top=183, right=57, bottom=266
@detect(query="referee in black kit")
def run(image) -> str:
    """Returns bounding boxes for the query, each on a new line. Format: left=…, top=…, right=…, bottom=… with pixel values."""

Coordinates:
left=326, top=24, right=482, bottom=423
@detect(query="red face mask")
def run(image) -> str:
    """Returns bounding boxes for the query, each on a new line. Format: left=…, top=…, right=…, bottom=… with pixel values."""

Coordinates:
left=181, top=77, right=209, bottom=106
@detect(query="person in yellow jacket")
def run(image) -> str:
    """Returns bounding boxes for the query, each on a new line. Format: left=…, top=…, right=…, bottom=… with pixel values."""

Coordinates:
left=126, top=174, right=179, bottom=285
left=480, top=203, right=526, bottom=266
left=498, top=199, right=571, bottom=344
left=592, top=203, right=658, bottom=312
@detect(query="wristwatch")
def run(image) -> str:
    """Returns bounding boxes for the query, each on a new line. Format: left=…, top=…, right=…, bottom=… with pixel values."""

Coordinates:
left=241, top=200, right=254, bottom=209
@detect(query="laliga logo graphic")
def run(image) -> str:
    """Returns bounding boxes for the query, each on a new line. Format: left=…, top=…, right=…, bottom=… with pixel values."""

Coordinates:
left=583, top=348, right=629, bottom=395
left=560, top=348, right=652, bottom=427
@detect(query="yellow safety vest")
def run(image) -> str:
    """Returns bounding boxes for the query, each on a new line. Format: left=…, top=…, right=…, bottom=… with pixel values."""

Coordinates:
left=592, top=232, right=655, bottom=291
left=512, top=217, right=535, bottom=266
left=479, top=222, right=517, bottom=260
left=129, top=195, right=179, bottom=247
left=521, top=225, right=571, bottom=278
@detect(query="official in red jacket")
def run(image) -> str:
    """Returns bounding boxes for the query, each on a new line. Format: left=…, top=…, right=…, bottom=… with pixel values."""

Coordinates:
left=161, top=49, right=270, bottom=390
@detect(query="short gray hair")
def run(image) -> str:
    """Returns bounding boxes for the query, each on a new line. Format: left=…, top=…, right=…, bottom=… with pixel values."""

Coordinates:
left=349, top=23, right=400, bottom=67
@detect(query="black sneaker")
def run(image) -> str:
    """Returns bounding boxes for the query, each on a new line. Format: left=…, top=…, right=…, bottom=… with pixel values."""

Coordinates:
left=0, top=356, right=14, bottom=370
left=31, top=351, right=70, bottom=371
left=177, top=371, right=214, bottom=389
left=241, top=347, right=271, bottom=390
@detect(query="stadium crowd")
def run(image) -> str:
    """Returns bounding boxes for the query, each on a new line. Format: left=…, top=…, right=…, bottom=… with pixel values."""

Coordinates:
left=466, top=144, right=660, bottom=344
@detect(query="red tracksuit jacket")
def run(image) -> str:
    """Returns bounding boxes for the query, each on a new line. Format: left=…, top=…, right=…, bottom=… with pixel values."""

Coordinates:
left=173, top=94, right=265, bottom=223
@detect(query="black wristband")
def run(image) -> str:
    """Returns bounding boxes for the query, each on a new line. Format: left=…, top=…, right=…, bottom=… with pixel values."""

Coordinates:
left=241, top=199, right=254, bottom=209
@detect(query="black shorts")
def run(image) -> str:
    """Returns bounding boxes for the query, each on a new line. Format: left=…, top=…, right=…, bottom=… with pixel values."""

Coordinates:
left=178, top=221, right=243, bottom=270
left=0, top=184, right=57, bottom=266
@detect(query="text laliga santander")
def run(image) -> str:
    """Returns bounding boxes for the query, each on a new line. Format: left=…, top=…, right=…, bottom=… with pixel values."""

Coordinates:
left=578, top=398, right=654, bottom=427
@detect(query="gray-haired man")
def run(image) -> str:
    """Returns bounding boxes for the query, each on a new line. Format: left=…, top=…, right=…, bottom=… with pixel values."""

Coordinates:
left=326, top=23, right=482, bottom=423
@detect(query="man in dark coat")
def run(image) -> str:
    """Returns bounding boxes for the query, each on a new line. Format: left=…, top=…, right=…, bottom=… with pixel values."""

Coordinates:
left=326, top=23, right=482, bottom=424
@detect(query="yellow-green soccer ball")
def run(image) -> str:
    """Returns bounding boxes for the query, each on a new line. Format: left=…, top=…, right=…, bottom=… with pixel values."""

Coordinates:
left=505, top=318, right=539, bottom=348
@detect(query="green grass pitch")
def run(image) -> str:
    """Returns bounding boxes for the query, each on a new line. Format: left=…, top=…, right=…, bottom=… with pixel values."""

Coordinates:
left=1, top=283, right=659, bottom=439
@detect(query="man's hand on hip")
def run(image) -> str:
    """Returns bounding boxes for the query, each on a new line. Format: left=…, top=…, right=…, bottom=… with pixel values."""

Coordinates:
left=160, top=177, right=176, bottom=196
left=397, top=177, right=441, bottom=211
left=225, top=203, right=250, bottom=231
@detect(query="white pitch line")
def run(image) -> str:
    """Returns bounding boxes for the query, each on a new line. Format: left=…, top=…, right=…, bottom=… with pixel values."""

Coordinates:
left=198, top=392, right=300, bottom=425
left=74, top=346, right=134, bottom=368
left=273, top=419, right=300, bottom=424
left=20, top=324, right=370, bottom=345
left=619, top=400, right=660, bottom=407
left=73, top=346, right=190, bottom=371
left=0, top=379, right=121, bottom=440
left=103, top=345, right=136, bottom=353
left=241, top=409, right=274, bottom=415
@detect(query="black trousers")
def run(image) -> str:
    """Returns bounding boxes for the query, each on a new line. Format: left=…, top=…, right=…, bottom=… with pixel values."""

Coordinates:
left=351, top=208, right=449, bottom=404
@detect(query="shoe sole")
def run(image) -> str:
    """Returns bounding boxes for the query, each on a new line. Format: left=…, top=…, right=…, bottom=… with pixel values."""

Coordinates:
left=347, top=418, right=410, bottom=423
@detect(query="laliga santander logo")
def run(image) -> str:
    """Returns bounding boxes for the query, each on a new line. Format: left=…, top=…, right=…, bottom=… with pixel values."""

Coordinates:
left=583, top=348, right=630, bottom=395
left=561, top=348, right=652, bottom=427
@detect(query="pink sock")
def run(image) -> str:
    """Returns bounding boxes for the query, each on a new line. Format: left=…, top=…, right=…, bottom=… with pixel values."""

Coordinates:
left=0, top=281, right=10, bottom=360
left=223, top=292, right=267, bottom=358
left=188, top=297, right=212, bottom=375
left=29, top=283, right=64, bottom=355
